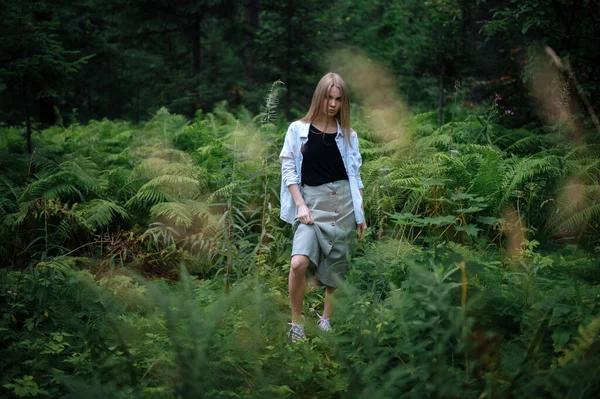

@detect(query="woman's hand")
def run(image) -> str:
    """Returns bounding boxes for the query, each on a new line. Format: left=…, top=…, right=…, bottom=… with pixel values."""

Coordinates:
left=357, top=221, right=367, bottom=241
left=297, top=204, right=314, bottom=225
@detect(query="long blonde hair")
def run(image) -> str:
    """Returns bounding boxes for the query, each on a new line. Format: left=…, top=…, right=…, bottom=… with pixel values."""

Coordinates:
left=301, top=72, right=352, bottom=141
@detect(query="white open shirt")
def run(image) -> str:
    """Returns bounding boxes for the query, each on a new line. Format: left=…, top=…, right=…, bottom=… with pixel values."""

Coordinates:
left=279, top=120, right=365, bottom=225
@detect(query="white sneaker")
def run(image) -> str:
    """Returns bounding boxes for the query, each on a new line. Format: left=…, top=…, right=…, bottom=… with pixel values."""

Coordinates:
left=288, top=321, right=306, bottom=343
left=317, top=314, right=332, bottom=332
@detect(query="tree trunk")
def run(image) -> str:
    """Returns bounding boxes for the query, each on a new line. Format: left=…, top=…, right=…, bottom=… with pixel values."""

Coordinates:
left=285, top=0, right=294, bottom=120
left=108, top=58, right=115, bottom=119
left=26, top=100, right=32, bottom=155
left=244, top=0, right=260, bottom=90
left=191, top=15, right=203, bottom=111
left=18, top=2, right=32, bottom=154
left=459, top=0, right=472, bottom=58
left=438, top=65, right=445, bottom=126
left=192, top=16, right=203, bottom=76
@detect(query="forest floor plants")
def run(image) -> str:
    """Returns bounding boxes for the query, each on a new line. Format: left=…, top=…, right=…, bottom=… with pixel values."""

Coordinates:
left=0, top=100, right=599, bottom=397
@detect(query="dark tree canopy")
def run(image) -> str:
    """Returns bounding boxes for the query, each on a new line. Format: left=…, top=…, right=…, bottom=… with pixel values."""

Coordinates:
left=1, top=0, right=598, bottom=134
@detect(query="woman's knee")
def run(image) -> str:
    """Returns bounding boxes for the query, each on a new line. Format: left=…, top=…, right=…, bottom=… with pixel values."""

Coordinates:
left=290, top=255, right=309, bottom=274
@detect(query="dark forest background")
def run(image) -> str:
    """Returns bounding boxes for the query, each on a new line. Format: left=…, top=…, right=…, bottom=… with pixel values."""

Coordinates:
left=2, top=1, right=600, bottom=398
left=2, top=0, right=599, bottom=132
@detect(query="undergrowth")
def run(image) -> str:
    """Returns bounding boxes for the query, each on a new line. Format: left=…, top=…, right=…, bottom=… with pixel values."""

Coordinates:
left=0, top=90, right=599, bottom=397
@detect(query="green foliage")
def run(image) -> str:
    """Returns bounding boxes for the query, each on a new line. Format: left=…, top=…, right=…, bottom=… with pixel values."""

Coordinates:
left=3, top=375, right=49, bottom=397
left=1, top=89, right=599, bottom=398
left=0, top=240, right=598, bottom=398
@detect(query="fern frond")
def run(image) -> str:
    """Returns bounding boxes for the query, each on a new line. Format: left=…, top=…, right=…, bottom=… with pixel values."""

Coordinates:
left=142, top=221, right=180, bottom=247
left=184, top=199, right=211, bottom=218
left=552, top=202, right=600, bottom=233
left=137, top=158, right=200, bottom=181
left=80, top=199, right=129, bottom=230
left=504, top=134, right=550, bottom=154
left=145, top=147, right=192, bottom=162
left=184, top=199, right=220, bottom=232
left=564, top=158, right=600, bottom=183
left=470, top=150, right=505, bottom=200
left=212, top=101, right=238, bottom=130
left=36, top=257, right=80, bottom=274
left=0, top=197, right=15, bottom=219
left=417, top=133, right=451, bottom=149
left=499, top=155, right=561, bottom=209
left=136, top=157, right=171, bottom=178
left=260, top=80, right=285, bottom=125
left=20, top=176, right=52, bottom=201
left=387, top=177, right=422, bottom=190
left=42, top=183, right=83, bottom=200
left=59, top=158, right=105, bottom=193
left=0, top=175, right=20, bottom=201
left=146, top=174, right=201, bottom=198
left=563, top=143, right=594, bottom=160
left=559, top=316, right=600, bottom=365
left=7, top=200, right=32, bottom=225
left=53, top=218, right=72, bottom=244
left=143, top=107, right=188, bottom=141
left=126, top=185, right=171, bottom=208
left=459, top=143, right=501, bottom=156
left=151, top=202, right=193, bottom=229
left=107, top=167, right=145, bottom=200
left=206, top=182, right=239, bottom=203
left=32, top=156, right=61, bottom=175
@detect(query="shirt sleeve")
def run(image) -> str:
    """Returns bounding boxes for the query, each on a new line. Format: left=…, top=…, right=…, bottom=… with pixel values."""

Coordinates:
left=280, top=123, right=300, bottom=187
left=350, top=132, right=364, bottom=189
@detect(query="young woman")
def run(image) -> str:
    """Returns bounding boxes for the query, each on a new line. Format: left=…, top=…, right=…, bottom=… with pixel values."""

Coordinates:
left=279, top=72, right=367, bottom=342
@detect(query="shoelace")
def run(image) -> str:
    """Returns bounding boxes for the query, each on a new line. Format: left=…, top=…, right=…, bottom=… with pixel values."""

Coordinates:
left=288, top=322, right=306, bottom=342
left=317, top=313, right=332, bottom=332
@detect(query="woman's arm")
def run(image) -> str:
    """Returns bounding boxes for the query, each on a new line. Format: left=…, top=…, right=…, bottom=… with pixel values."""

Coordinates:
left=357, top=188, right=367, bottom=241
left=351, top=132, right=367, bottom=240
left=280, top=122, right=313, bottom=225
left=280, top=124, right=300, bottom=188
left=288, top=184, right=313, bottom=225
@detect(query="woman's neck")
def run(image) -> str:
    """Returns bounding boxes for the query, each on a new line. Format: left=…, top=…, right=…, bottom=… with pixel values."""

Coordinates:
left=311, top=115, right=337, bottom=133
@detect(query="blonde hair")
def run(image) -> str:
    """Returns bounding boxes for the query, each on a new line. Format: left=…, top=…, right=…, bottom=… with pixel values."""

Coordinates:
left=301, top=72, right=352, bottom=141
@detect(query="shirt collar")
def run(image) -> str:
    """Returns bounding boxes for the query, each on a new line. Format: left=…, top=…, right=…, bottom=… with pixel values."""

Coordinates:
left=335, top=119, right=342, bottom=137
left=300, top=119, right=342, bottom=138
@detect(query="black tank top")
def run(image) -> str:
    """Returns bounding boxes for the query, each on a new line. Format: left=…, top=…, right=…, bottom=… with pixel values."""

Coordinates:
left=301, top=124, right=348, bottom=186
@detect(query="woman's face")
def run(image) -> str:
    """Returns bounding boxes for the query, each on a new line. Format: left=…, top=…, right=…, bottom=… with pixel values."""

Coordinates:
left=323, top=86, right=342, bottom=117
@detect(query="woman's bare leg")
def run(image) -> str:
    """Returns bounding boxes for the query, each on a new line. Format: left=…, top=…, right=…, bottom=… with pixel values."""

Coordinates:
left=289, top=255, right=310, bottom=324
left=322, top=286, right=336, bottom=319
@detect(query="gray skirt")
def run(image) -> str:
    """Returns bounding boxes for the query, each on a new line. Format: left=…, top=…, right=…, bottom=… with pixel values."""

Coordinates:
left=292, top=179, right=356, bottom=288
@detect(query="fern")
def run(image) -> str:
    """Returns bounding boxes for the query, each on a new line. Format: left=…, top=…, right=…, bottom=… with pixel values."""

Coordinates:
left=205, top=182, right=239, bottom=203
left=143, top=107, right=189, bottom=142
left=260, top=80, right=284, bottom=125
left=138, top=159, right=201, bottom=181
left=503, top=133, right=551, bottom=154
left=108, top=167, right=145, bottom=202
left=143, top=221, right=181, bottom=246
left=150, top=202, right=194, bottom=229
left=145, top=175, right=201, bottom=197
left=184, top=199, right=219, bottom=232
left=0, top=176, right=20, bottom=218
left=551, top=197, right=600, bottom=234
left=498, top=155, right=562, bottom=210
left=42, top=183, right=84, bottom=200
left=417, top=132, right=452, bottom=150
left=54, top=219, right=72, bottom=245
left=126, top=184, right=171, bottom=208
left=80, top=199, right=130, bottom=230
left=59, top=158, right=105, bottom=192
left=127, top=175, right=199, bottom=208
left=559, top=316, right=600, bottom=366
left=19, top=158, right=105, bottom=202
